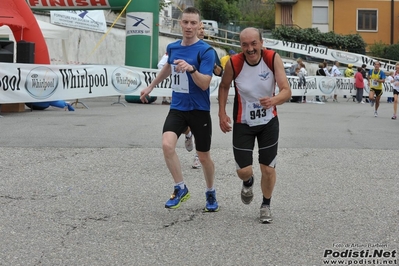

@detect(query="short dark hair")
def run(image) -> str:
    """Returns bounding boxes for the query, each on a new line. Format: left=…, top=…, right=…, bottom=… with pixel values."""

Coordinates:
left=362, top=64, right=367, bottom=68
left=182, top=7, right=201, bottom=17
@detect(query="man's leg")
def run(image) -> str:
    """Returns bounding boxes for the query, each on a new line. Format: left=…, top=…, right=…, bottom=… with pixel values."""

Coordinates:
left=162, top=131, right=183, bottom=183
left=237, top=166, right=255, bottom=205
left=393, top=94, right=398, bottom=119
left=232, top=123, right=255, bottom=205
left=259, top=164, right=276, bottom=200
left=190, top=110, right=218, bottom=212
left=162, top=111, right=191, bottom=209
left=369, top=90, right=375, bottom=108
left=369, top=90, right=375, bottom=101
left=375, top=95, right=381, bottom=111
left=197, top=151, right=214, bottom=188
left=237, top=166, right=253, bottom=182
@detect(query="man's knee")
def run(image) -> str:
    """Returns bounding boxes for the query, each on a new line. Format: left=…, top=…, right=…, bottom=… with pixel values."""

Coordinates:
left=162, top=132, right=177, bottom=155
left=197, top=151, right=211, bottom=163
left=260, top=164, right=275, bottom=177
left=237, top=165, right=252, bottom=178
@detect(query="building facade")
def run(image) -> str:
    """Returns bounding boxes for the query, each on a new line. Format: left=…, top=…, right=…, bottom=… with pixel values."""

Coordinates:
left=275, top=0, right=399, bottom=48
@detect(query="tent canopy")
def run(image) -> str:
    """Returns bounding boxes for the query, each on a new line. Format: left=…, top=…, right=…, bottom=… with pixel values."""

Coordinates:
left=0, top=19, right=69, bottom=40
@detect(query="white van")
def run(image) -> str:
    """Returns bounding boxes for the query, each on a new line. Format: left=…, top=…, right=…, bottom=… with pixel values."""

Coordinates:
left=202, top=20, right=219, bottom=36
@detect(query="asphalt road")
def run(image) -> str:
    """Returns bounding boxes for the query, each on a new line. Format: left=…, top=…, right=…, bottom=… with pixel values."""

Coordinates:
left=0, top=96, right=398, bottom=266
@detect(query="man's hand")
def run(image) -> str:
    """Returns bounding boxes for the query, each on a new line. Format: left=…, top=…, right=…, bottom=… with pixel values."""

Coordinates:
left=140, top=87, right=152, bottom=103
left=219, top=113, right=232, bottom=133
left=259, top=96, right=274, bottom=110
left=173, top=59, right=193, bottom=73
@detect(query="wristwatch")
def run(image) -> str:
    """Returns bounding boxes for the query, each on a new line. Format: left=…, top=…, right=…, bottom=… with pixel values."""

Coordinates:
left=188, top=65, right=197, bottom=74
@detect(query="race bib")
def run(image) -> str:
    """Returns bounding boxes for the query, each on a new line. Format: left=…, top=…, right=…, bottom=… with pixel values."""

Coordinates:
left=245, top=101, right=271, bottom=127
left=372, top=79, right=379, bottom=86
left=171, top=64, right=189, bottom=93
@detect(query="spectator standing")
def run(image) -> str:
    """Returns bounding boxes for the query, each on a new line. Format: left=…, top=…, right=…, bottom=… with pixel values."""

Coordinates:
left=157, top=52, right=172, bottom=105
left=220, top=50, right=236, bottom=69
left=323, top=61, right=331, bottom=77
left=315, top=62, right=327, bottom=102
left=331, top=61, right=342, bottom=102
left=344, top=64, right=355, bottom=101
left=361, top=64, right=369, bottom=103
left=344, top=64, right=354, bottom=78
left=289, top=57, right=303, bottom=76
left=354, top=67, right=365, bottom=104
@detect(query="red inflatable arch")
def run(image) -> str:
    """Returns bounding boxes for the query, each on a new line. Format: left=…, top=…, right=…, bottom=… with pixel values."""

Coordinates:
left=0, top=0, right=50, bottom=64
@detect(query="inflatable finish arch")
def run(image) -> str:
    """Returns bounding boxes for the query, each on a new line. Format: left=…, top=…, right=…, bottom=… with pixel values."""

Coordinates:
left=0, top=0, right=50, bottom=64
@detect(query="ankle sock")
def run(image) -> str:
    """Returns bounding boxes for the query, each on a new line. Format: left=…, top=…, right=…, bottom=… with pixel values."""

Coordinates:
left=262, top=196, right=271, bottom=206
left=176, top=181, right=185, bottom=190
left=186, top=132, right=192, bottom=138
left=243, top=175, right=254, bottom=187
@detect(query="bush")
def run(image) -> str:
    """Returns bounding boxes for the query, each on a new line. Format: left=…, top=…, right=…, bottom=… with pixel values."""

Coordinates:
left=383, top=43, right=399, bottom=62
left=368, top=41, right=387, bottom=58
left=271, top=26, right=366, bottom=54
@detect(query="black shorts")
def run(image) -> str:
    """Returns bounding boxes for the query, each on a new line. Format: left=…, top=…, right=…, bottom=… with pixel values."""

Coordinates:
left=370, top=89, right=383, bottom=97
left=233, top=116, right=279, bottom=169
left=163, top=109, right=212, bottom=152
left=393, top=90, right=399, bottom=95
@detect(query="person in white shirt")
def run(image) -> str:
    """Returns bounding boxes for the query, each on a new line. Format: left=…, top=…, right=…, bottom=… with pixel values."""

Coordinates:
left=323, top=61, right=331, bottom=77
left=157, top=52, right=172, bottom=105
left=331, top=61, right=342, bottom=102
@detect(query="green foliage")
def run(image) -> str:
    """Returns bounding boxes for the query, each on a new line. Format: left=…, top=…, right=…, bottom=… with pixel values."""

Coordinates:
left=271, top=26, right=367, bottom=54
left=198, top=0, right=229, bottom=23
left=368, top=41, right=387, bottom=58
left=197, top=0, right=275, bottom=29
left=383, top=43, right=399, bottom=62
left=159, top=0, right=170, bottom=11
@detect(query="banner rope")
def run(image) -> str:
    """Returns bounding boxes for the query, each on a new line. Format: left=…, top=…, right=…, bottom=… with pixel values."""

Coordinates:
left=84, top=0, right=133, bottom=63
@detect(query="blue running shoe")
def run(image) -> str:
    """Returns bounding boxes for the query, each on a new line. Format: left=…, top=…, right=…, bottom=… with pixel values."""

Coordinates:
left=205, top=190, right=219, bottom=212
left=165, top=185, right=190, bottom=209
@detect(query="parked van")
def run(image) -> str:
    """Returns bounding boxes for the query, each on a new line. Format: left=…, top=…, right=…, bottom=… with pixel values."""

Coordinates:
left=202, top=20, right=219, bottom=36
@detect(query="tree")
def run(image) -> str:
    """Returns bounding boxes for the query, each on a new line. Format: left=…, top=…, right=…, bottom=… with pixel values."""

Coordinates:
left=237, top=0, right=275, bottom=29
left=197, top=0, right=274, bottom=28
left=198, top=0, right=229, bottom=23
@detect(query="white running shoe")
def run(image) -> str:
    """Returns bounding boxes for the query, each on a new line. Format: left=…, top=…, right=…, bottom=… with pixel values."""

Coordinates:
left=192, top=154, right=201, bottom=169
left=185, top=133, right=193, bottom=152
left=260, top=205, right=273, bottom=223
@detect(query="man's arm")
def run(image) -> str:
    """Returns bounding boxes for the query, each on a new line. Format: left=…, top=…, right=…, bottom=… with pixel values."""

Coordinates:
left=379, top=72, right=386, bottom=83
left=262, top=53, right=291, bottom=108
left=173, top=59, right=212, bottom=91
left=212, top=51, right=223, bottom=77
left=218, top=59, right=234, bottom=133
left=140, top=63, right=171, bottom=102
left=213, top=64, right=223, bottom=77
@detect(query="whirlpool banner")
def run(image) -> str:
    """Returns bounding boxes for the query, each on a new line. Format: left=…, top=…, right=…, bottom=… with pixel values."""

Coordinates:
left=0, top=62, right=394, bottom=104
